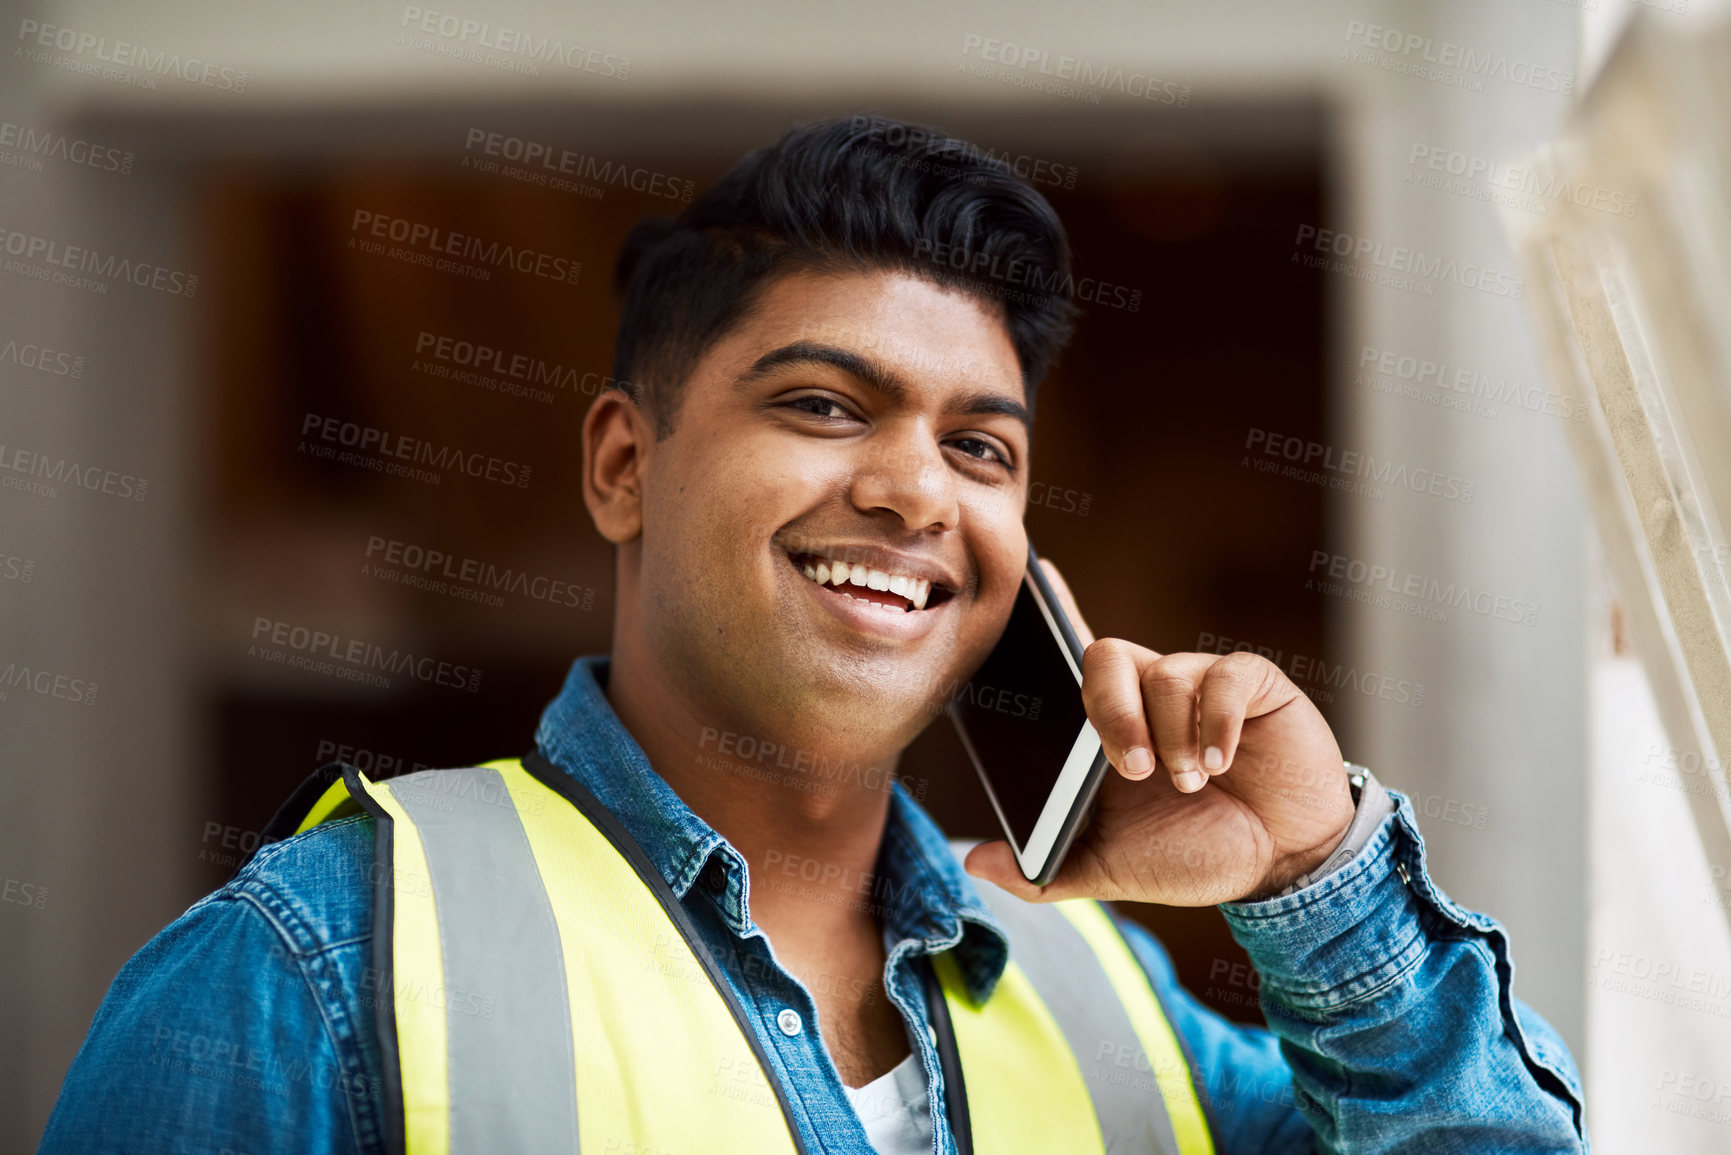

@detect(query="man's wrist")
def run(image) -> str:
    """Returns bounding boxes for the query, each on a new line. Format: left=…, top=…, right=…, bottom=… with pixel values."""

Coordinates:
left=1247, top=763, right=1391, bottom=901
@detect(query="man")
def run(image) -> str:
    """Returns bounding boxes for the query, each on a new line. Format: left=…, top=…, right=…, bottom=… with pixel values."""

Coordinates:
left=41, top=114, right=1588, bottom=1153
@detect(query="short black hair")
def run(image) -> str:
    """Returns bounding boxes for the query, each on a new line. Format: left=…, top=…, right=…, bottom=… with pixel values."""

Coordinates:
left=609, top=113, right=1082, bottom=438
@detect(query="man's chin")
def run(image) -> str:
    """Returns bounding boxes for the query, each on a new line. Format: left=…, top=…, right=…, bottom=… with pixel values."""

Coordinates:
left=760, top=650, right=955, bottom=742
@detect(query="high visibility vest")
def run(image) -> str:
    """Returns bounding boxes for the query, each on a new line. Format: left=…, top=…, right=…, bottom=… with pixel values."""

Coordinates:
left=263, top=752, right=1216, bottom=1155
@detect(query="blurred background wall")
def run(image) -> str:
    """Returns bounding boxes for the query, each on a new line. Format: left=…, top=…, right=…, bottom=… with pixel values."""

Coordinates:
left=6, top=0, right=1720, bottom=1149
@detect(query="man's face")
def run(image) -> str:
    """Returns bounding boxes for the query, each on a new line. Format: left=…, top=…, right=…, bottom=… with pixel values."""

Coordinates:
left=630, top=268, right=1031, bottom=749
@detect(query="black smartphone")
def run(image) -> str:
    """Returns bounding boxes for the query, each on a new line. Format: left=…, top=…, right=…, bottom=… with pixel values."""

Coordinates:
left=947, top=542, right=1109, bottom=886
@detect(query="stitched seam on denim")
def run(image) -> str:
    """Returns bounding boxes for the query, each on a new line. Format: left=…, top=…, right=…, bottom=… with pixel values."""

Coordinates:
left=1270, top=788, right=1417, bottom=910
left=884, top=813, right=952, bottom=928
left=884, top=814, right=1005, bottom=997
left=1262, top=924, right=1427, bottom=1012
left=884, top=948, right=954, bottom=1149
left=1221, top=795, right=1468, bottom=1009
left=1518, top=1030, right=1588, bottom=1138
left=222, top=898, right=372, bottom=959
left=232, top=881, right=321, bottom=956
left=1219, top=871, right=1414, bottom=999
left=692, top=840, right=752, bottom=929
left=1515, top=1021, right=1585, bottom=1101
left=1229, top=863, right=1430, bottom=999
left=1410, top=889, right=1498, bottom=950
left=900, top=794, right=998, bottom=928
left=887, top=798, right=1002, bottom=949
left=296, top=939, right=384, bottom=1153
left=227, top=884, right=382, bottom=1153
left=1384, top=792, right=1499, bottom=933
left=314, top=931, right=372, bottom=953
left=231, top=833, right=376, bottom=959
left=727, top=937, right=826, bottom=1149
left=1448, top=930, right=1587, bottom=1135
left=1401, top=841, right=1493, bottom=934
left=671, top=833, right=726, bottom=901
left=588, top=698, right=694, bottom=864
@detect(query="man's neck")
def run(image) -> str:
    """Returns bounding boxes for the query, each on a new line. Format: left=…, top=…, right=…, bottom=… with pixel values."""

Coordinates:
left=601, top=642, right=904, bottom=928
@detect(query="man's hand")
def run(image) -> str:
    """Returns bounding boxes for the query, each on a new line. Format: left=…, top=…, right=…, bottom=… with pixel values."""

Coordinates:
left=963, top=559, right=1356, bottom=906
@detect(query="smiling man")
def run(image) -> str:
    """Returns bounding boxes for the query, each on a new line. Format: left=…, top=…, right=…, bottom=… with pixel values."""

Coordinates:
left=42, top=114, right=1589, bottom=1154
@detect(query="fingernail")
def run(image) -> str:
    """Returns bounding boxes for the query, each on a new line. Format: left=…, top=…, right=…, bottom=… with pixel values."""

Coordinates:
left=1174, top=770, right=1205, bottom=792
left=1124, top=747, right=1153, bottom=777
left=1203, top=746, right=1224, bottom=771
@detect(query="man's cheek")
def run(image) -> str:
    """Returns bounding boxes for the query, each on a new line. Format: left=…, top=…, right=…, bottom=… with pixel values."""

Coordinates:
left=963, top=492, right=1027, bottom=594
left=952, top=574, right=1018, bottom=672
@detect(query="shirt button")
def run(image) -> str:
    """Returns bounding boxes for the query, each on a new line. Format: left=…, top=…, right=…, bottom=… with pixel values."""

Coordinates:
left=702, top=862, right=727, bottom=894
left=777, top=1008, right=803, bottom=1037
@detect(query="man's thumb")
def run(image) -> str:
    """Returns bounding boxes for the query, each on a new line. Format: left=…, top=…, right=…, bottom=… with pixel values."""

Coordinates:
left=962, top=840, right=1049, bottom=902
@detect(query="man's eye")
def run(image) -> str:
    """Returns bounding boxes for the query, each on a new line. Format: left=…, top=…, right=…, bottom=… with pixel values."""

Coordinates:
left=785, top=395, right=852, bottom=419
left=949, top=437, right=1008, bottom=466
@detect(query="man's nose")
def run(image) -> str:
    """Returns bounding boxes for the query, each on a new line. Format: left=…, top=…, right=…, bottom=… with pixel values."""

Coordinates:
left=848, top=428, right=960, bottom=532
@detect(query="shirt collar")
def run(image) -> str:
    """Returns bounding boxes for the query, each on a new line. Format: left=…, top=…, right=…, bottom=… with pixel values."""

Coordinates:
left=532, top=653, right=1009, bottom=1000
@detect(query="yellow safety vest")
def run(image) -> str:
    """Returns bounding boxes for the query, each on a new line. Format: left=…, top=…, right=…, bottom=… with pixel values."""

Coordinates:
left=269, top=753, right=1216, bottom=1155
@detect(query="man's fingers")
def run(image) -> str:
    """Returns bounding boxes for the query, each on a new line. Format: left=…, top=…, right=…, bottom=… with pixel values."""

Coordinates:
left=1081, top=638, right=1160, bottom=780
left=1194, top=653, right=1268, bottom=778
left=1141, top=652, right=1218, bottom=793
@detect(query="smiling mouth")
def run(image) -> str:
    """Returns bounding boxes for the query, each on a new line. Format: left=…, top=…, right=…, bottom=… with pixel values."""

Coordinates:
left=786, top=551, right=956, bottom=614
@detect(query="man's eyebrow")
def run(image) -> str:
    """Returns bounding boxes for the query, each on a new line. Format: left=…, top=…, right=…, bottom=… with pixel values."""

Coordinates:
left=736, top=340, right=1031, bottom=431
left=948, top=390, right=1032, bottom=431
left=737, top=341, right=905, bottom=400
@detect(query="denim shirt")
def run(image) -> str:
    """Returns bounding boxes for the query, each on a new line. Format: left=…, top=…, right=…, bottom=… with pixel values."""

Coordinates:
left=41, top=654, right=1589, bottom=1154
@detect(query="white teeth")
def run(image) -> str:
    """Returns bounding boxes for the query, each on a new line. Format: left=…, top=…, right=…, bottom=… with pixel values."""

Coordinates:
left=793, top=552, right=943, bottom=610
left=841, top=591, right=903, bottom=612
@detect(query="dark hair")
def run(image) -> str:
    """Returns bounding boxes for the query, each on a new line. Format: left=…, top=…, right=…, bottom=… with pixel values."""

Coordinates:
left=609, top=113, right=1082, bottom=437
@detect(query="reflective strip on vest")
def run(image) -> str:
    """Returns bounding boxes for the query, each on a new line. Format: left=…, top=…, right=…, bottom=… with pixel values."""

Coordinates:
left=1058, top=900, right=1215, bottom=1155
left=949, top=848, right=1215, bottom=1155
left=390, top=766, right=579, bottom=1153
left=296, top=760, right=1215, bottom=1155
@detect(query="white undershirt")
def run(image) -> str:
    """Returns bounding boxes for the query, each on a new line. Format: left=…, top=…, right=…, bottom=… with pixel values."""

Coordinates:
left=841, top=1050, right=934, bottom=1155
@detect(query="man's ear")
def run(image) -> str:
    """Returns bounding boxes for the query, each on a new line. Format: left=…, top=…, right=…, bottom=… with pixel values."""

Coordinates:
left=583, top=389, right=650, bottom=544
